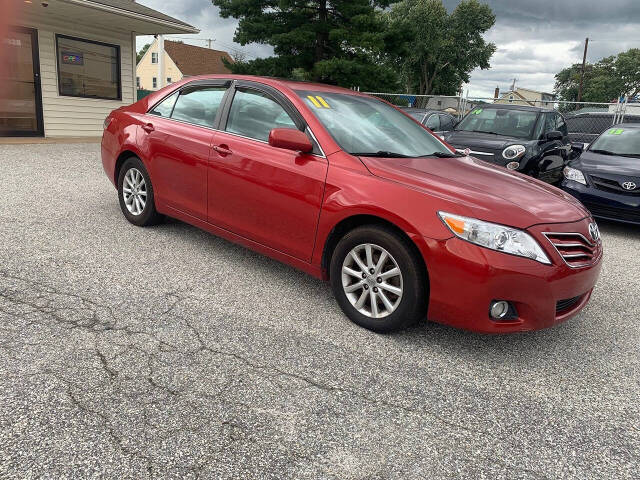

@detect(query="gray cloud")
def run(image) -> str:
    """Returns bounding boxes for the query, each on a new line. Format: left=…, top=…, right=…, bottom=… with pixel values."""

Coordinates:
left=135, top=0, right=638, bottom=97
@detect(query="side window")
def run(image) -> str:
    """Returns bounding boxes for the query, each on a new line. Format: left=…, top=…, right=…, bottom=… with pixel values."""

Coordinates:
left=171, top=86, right=227, bottom=128
left=425, top=114, right=440, bottom=130
left=543, top=113, right=555, bottom=134
left=149, top=91, right=179, bottom=117
left=439, top=114, right=454, bottom=130
left=226, top=89, right=297, bottom=142
left=555, top=113, right=568, bottom=136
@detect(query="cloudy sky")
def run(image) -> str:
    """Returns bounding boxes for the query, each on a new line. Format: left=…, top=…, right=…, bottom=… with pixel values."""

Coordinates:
left=137, top=0, right=640, bottom=98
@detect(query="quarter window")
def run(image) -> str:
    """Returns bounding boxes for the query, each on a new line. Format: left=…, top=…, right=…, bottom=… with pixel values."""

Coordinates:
left=56, top=34, right=120, bottom=100
left=425, top=114, right=440, bottom=130
left=170, top=86, right=227, bottom=128
left=226, top=89, right=297, bottom=142
left=149, top=91, right=178, bottom=117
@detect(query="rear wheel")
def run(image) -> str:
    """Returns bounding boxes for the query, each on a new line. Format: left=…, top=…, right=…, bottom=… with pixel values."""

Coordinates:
left=117, top=157, right=162, bottom=226
left=330, top=225, right=427, bottom=332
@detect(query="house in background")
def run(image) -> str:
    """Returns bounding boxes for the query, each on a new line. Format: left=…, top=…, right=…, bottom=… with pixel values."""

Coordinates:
left=136, top=39, right=233, bottom=91
left=494, top=87, right=556, bottom=107
left=1, top=0, right=198, bottom=138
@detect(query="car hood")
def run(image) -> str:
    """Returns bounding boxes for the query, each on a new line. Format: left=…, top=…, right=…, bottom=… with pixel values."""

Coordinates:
left=360, top=155, right=589, bottom=229
left=444, top=130, right=528, bottom=150
left=573, top=150, right=640, bottom=175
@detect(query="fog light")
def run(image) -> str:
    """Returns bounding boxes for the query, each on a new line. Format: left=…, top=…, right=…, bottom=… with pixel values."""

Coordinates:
left=506, top=161, right=520, bottom=170
left=490, top=300, right=510, bottom=319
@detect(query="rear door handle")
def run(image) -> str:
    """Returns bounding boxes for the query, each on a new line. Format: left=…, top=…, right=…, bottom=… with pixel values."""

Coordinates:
left=142, top=123, right=154, bottom=133
left=213, top=144, right=232, bottom=156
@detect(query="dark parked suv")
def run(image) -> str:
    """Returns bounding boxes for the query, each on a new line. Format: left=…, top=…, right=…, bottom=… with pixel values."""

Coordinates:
left=443, top=104, right=571, bottom=184
left=400, top=107, right=457, bottom=136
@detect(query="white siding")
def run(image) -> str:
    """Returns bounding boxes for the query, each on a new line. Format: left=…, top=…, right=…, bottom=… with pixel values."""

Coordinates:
left=16, top=17, right=135, bottom=137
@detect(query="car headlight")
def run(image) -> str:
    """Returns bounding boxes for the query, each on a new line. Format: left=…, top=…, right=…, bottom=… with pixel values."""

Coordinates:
left=502, top=144, right=526, bottom=160
left=438, top=212, right=551, bottom=264
left=563, top=166, right=586, bottom=185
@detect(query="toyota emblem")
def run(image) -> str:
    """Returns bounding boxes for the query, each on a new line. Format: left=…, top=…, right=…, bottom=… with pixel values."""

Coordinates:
left=588, top=222, right=600, bottom=243
left=622, top=181, right=637, bottom=190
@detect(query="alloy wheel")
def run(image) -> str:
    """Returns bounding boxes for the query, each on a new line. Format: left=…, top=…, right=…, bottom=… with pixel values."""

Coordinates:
left=122, top=168, right=147, bottom=216
left=341, top=243, right=403, bottom=318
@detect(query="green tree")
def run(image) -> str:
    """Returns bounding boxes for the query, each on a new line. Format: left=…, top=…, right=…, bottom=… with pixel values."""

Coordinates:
left=386, top=0, right=496, bottom=95
left=136, top=43, right=151, bottom=64
left=554, top=48, right=640, bottom=104
left=212, top=0, right=400, bottom=91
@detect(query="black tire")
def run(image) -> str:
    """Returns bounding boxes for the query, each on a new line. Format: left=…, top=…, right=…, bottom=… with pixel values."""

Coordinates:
left=329, top=225, right=428, bottom=333
left=117, top=157, right=162, bottom=226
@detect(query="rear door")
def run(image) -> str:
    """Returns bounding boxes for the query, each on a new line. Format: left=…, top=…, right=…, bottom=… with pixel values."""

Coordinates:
left=140, top=81, right=230, bottom=220
left=207, top=81, right=328, bottom=261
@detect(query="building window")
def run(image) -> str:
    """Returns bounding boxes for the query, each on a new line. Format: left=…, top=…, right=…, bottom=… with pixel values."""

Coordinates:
left=166, top=77, right=172, bottom=84
left=56, top=34, right=121, bottom=100
left=152, top=77, right=157, bottom=89
left=151, top=52, right=158, bottom=64
left=136, top=77, right=140, bottom=88
left=509, top=94, right=514, bottom=103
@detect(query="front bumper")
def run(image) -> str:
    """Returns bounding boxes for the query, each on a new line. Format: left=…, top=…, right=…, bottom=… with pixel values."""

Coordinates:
left=561, top=180, right=640, bottom=224
left=420, top=218, right=602, bottom=333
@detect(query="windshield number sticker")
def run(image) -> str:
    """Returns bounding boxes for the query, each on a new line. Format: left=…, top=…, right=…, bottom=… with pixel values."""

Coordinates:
left=307, top=95, right=331, bottom=109
left=609, top=128, right=624, bottom=135
left=471, top=108, right=483, bottom=115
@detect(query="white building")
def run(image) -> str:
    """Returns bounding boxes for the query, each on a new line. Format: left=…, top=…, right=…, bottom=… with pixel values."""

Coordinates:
left=1, top=0, right=198, bottom=138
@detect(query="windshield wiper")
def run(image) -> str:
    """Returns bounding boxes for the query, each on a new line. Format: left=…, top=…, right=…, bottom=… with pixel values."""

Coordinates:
left=464, top=129, right=501, bottom=135
left=423, top=151, right=465, bottom=158
left=351, top=151, right=411, bottom=158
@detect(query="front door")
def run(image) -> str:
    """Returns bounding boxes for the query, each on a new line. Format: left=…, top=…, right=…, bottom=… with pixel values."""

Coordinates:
left=207, top=85, right=328, bottom=261
left=0, top=26, right=44, bottom=137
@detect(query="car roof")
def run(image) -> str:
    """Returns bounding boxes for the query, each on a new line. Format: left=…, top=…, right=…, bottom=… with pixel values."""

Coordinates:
left=175, top=74, right=362, bottom=96
left=480, top=103, right=553, bottom=112
left=612, top=123, right=640, bottom=128
left=400, top=108, right=442, bottom=114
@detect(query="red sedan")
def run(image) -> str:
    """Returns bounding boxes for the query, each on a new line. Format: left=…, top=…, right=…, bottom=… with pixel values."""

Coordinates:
left=102, top=75, right=602, bottom=333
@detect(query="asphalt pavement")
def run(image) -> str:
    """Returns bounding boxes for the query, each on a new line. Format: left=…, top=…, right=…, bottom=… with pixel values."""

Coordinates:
left=0, top=143, right=638, bottom=479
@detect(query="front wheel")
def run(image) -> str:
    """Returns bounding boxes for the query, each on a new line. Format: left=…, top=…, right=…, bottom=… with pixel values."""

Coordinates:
left=329, top=225, right=427, bottom=333
left=117, top=157, right=162, bottom=226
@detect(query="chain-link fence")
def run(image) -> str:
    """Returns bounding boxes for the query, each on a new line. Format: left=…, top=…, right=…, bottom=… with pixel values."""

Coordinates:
left=364, top=92, right=639, bottom=145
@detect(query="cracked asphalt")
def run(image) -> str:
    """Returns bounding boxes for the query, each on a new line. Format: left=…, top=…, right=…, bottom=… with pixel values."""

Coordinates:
left=0, top=142, right=638, bottom=479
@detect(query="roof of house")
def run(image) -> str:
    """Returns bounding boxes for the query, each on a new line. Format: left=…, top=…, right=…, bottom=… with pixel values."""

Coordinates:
left=164, top=40, right=233, bottom=76
left=88, top=1, right=195, bottom=29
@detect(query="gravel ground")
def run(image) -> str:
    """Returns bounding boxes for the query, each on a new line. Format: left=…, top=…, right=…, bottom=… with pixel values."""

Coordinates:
left=0, top=142, right=638, bottom=479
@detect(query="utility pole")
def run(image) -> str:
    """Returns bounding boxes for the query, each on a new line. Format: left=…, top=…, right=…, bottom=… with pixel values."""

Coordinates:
left=577, top=37, right=589, bottom=103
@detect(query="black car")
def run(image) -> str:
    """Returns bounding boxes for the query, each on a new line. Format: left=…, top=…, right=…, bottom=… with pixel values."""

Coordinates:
left=565, top=112, right=640, bottom=146
left=443, top=104, right=571, bottom=184
left=561, top=123, right=640, bottom=224
left=400, top=108, right=457, bottom=136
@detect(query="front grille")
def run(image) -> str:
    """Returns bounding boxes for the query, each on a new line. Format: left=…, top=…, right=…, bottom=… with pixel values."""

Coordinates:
left=589, top=175, right=640, bottom=196
left=556, top=295, right=583, bottom=314
left=583, top=202, right=640, bottom=223
left=542, top=232, right=598, bottom=268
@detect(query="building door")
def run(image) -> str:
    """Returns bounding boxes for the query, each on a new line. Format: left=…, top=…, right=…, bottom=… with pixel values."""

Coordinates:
left=0, top=26, right=44, bottom=137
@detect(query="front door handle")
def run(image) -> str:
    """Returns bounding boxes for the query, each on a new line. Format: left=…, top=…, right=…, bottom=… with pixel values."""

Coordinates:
left=213, top=144, right=232, bottom=156
left=141, top=123, right=155, bottom=133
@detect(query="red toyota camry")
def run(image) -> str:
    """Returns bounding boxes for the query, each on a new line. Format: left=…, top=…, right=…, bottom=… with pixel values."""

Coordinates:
left=101, top=75, right=602, bottom=333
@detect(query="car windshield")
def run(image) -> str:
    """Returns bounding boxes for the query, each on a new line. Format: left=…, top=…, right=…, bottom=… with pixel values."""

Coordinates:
left=297, top=91, right=456, bottom=157
left=589, top=127, right=640, bottom=157
left=455, top=107, right=539, bottom=139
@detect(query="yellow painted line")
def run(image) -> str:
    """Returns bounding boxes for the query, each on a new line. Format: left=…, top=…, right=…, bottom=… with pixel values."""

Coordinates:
left=316, top=96, right=330, bottom=108
left=307, top=95, right=322, bottom=108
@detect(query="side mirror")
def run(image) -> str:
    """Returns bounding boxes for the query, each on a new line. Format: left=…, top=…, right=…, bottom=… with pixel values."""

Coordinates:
left=545, top=130, right=563, bottom=141
left=570, top=142, right=584, bottom=153
left=268, top=128, right=313, bottom=153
